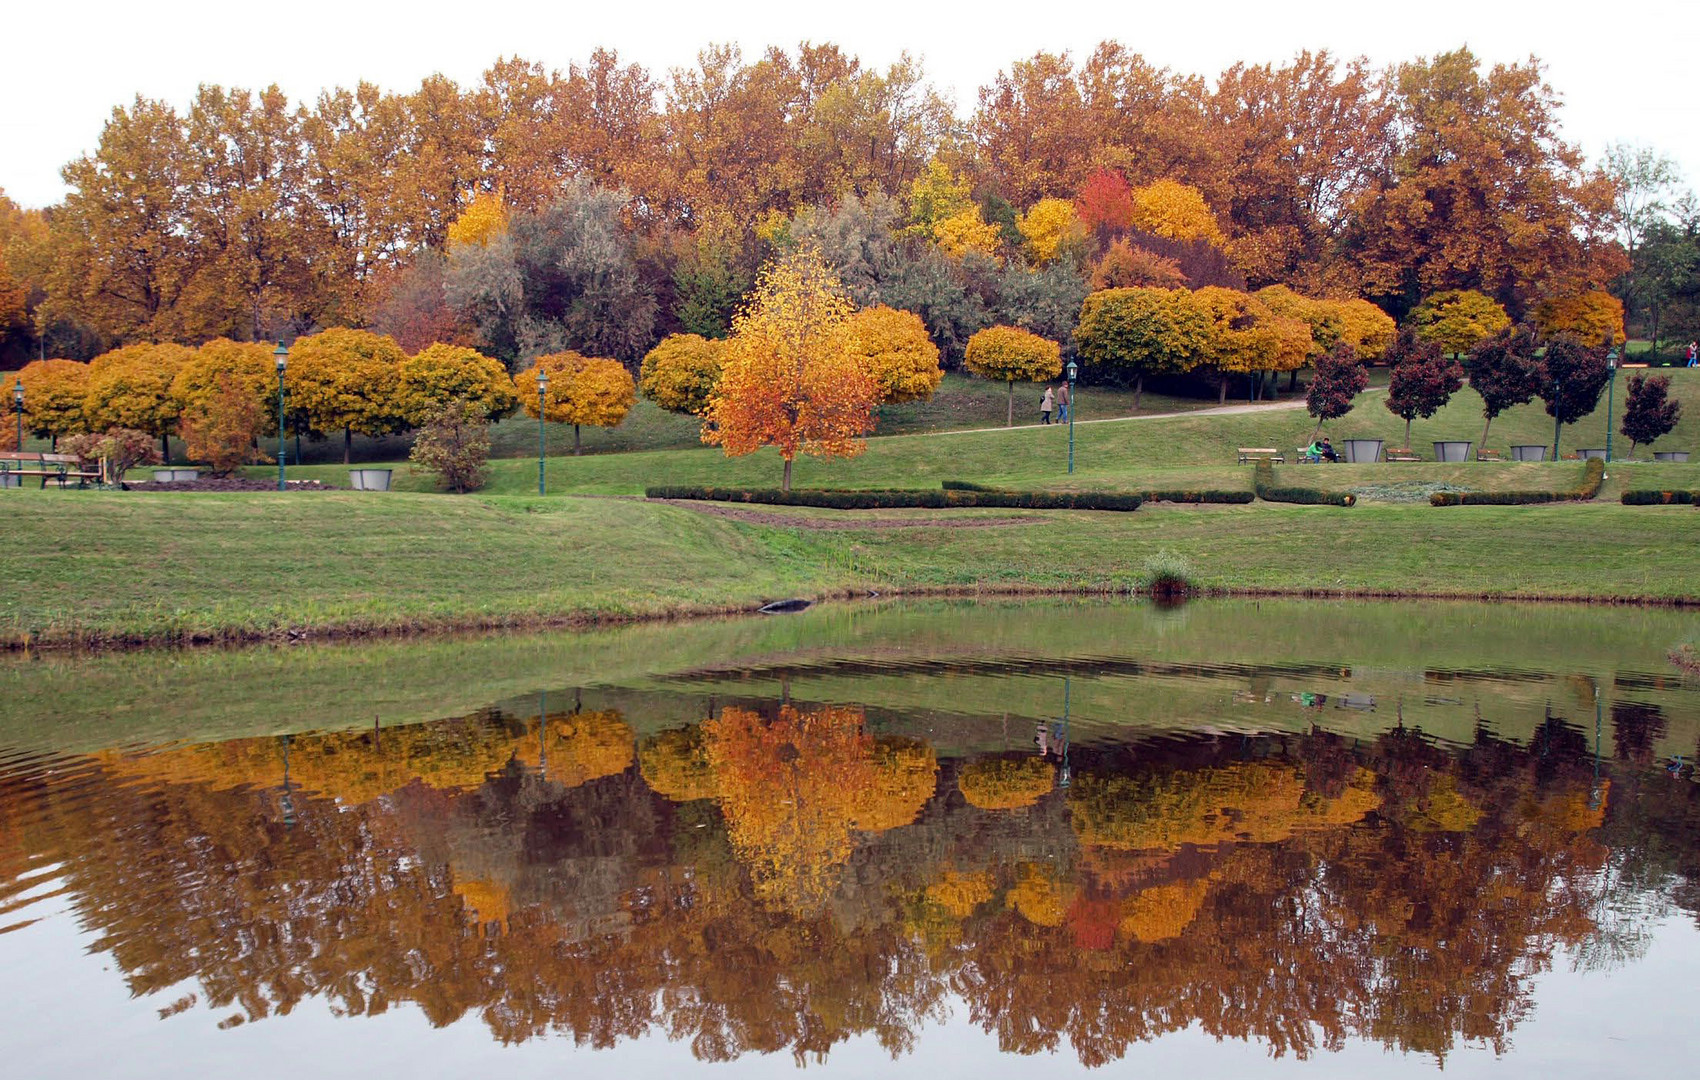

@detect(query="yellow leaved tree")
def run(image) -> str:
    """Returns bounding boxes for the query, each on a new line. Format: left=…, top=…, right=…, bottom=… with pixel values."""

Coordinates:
left=446, top=190, right=509, bottom=249
left=171, top=338, right=277, bottom=430
left=517, top=350, right=636, bottom=455
left=846, top=305, right=943, bottom=405
left=1533, top=290, right=1626, bottom=346
left=394, top=343, right=518, bottom=427
left=907, top=159, right=1001, bottom=258
left=638, top=333, right=725, bottom=417
left=963, top=325, right=1063, bottom=426
left=84, top=342, right=195, bottom=460
left=284, top=328, right=408, bottom=463
left=1017, top=198, right=1088, bottom=265
left=1130, top=180, right=1225, bottom=245
left=15, top=358, right=90, bottom=448
left=704, top=247, right=878, bottom=491
left=1411, top=290, right=1511, bottom=358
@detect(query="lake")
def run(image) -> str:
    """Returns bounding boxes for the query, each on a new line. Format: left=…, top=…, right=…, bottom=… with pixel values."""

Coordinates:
left=2, top=599, right=1697, bottom=1077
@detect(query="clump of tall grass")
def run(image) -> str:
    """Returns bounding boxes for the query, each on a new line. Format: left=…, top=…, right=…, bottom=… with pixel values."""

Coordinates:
left=1139, top=549, right=1197, bottom=602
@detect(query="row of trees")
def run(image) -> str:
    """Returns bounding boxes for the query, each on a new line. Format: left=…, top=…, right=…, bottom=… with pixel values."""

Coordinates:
left=0, top=43, right=1640, bottom=368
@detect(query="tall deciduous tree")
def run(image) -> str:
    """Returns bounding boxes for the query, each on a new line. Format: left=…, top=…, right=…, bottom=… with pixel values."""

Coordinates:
left=1305, top=342, right=1366, bottom=438
left=517, top=350, right=636, bottom=454
left=1074, top=287, right=1209, bottom=409
left=1467, top=325, right=1543, bottom=449
left=1538, top=334, right=1611, bottom=457
left=963, top=325, right=1063, bottom=426
left=1382, top=330, right=1463, bottom=448
left=704, top=248, right=878, bottom=491
left=1619, top=373, right=1680, bottom=458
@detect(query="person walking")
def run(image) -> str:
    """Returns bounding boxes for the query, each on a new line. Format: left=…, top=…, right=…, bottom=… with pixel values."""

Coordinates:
left=1687, top=341, right=1697, bottom=367
left=1039, top=385, right=1055, bottom=424
left=1056, top=380, right=1070, bottom=423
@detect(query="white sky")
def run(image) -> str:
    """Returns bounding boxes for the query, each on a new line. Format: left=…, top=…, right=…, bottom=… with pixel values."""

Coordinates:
left=3, top=0, right=1696, bottom=210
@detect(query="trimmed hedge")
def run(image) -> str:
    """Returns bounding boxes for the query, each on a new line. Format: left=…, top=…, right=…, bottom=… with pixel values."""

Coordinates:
left=1252, top=460, right=1356, bottom=507
left=945, top=479, right=1252, bottom=504
left=647, top=486, right=1142, bottom=511
left=1430, top=459, right=1606, bottom=506
left=1621, top=489, right=1699, bottom=505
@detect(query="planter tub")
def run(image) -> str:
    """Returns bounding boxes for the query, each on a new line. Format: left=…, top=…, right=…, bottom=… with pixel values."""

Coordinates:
left=349, top=468, right=393, bottom=491
left=1653, top=451, right=1690, bottom=463
left=1510, top=445, right=1548, bottom=462
left=153, top=468, right=201, bottom=482
left=1432, top=441, right=1473, bottom=463
left=1341, top=439, right=1384, bottom=464
left=1577, top=448, right=1607, bottom=461
left=0, top=474, right=18, bottom=488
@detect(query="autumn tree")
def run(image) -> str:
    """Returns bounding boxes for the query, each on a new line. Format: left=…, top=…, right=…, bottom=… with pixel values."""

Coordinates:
left=1076, top=169, right=1135, bottom=238
left=1467, top=325, right=1544, bottom=449
left=1194, top=286, right=1312, bottom=404
left=285, top=328, right=408, bottom=463
left=906, top=160, right=1001, bottom=258
left=15, top=359, right=90, bottom=448
left=1017, top=199, right=1088, bottom=266
left=639, top=333, right=725, bottom=417
left=1090, top=242, right=1185, bottom=291
left=409, top=397, right=491, bottom=493
left=84, top=342, right=194, bottom=460
left=1129, top=180, right=1225, bottom=245
left=1533, top=291, right=1626, bottom=346
left=394, top=344, right=518, bottom=427
left=1074, top=287, right=1209, bottom=409
left=62, top=427, right=160, bottom=483
left=963, top=325, right=1063, bottom=426
left=517, top=350, right=636, bottom=454
left=1619, top=373, right=1681, bottom=458
left=1382, top=330, right=1463, bottom=448
left=703, top=248, right=878, bottom=491
left=171, top=338, right=277, bottom=433
left=847, top=306, right=943, bottom=404
left=1538, top=335, right=1612, bottom=457
left=178, top=373, right=270, bottom=473
left=1305, top=341, right=1366, bottom=438
left=1410, top=290, right=1511, bottom=358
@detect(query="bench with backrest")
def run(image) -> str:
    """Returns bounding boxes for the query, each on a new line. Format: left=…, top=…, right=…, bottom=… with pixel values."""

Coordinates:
left=1237, top=447, right=1286, bottom=464
left=0, top=452, right=102, bottom=488
left=1475, top=448, right=1503, bottom=462
left=1385, top=447, right=1421, bottom=462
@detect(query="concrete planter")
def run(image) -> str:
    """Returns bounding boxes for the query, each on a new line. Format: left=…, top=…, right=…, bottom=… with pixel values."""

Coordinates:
left=1653, top=451, right=1690, bottom=462
left=1577, top=448, right=1607, bottom=461
left=1432, top=441, right=1473, bottom=463
left=349, top=468, right=393, bottom=491
left=0, top=474, right=19, bottom=488
left=1341, top=439, right=1383, bottom=464
left=153, top=468, right=201, bottom=482
left=1510, top=445, right=1548, bottom=462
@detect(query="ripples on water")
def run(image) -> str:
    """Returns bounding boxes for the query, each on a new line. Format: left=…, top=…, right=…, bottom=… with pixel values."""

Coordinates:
left=1, top=601, right=1697, bottom=1077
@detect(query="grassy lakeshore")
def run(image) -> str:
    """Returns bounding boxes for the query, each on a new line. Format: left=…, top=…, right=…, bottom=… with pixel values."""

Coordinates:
left=1, top=489, right=1696, bottom=647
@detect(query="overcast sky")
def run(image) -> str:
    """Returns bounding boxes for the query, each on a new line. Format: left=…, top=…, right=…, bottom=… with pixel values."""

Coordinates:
left=4, top=0, right=1695, bottom=209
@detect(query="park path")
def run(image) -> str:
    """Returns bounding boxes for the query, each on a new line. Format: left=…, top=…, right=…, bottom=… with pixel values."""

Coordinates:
left=888, top=387, right=1387, bottom=440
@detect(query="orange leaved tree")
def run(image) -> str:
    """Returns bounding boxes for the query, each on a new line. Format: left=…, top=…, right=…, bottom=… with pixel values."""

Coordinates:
left=703, top=247, right=878, bottom=491
left=516, top=350, right=636, bottom=455
left=963, top=325, right=1063, bottom=426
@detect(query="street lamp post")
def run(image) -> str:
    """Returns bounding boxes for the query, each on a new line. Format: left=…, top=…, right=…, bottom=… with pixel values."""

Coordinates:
left=11, top=380, right=22, bottom=452
left=1065, top=360, right=1077, bottom=475
left=274, top=341, right=289, bottom=491
left=1603, top=346, right=1619, bottom=462
left=537, top=368, right=550, bottom=495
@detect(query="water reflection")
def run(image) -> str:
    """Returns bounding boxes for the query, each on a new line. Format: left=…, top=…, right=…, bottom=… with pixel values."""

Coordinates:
left=3, top=680, right=1698, bottom=1071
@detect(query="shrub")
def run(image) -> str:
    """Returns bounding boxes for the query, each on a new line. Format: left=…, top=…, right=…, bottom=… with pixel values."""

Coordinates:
left=1253, top=459, right=1356, bottom=506
left=409, top=398, right=491, bottom=493
left=1620, top=490, right=1698, bottom=506
left=178, top=372, right=270, bottom=474
left=1430, top=459, right=1606, bottom=505
left=1140, top=549, right=1196, bottom=598
left=943, top=479, right=1250, bottom=503
left=646, top=486, right=1142, bottom=512
left=63, top=428, right=160, bottom=484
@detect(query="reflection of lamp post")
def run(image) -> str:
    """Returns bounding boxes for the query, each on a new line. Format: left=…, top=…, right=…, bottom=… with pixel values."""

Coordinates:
left=11, top=380, right=22, bottom=452
left=1065, top=360, right=1078, bottom=475
left=1058, top=676, right=1072, bottom=789
left=278, top=734, right=297, bottom=830
left=1591, top=684, right=1604, bottom=811
left=537, top=367, right=550, bottom=495
left=1603, top=346, right=1619, bottom=462
left=273, top=342, right=289, bottom=491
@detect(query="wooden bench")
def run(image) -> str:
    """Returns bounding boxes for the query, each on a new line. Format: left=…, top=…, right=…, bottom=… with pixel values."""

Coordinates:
left=1475, top=448, right=1504, bottom=462
left=0, top=452, right=101, bottom=489
left=1237, top=447, right=1285, bottom=464
left=1385, top=447, right=1421, bottom=462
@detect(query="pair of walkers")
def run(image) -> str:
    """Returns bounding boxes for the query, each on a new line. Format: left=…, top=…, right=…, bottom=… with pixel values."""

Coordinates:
left=1039, top=382, right=1070, bottom=425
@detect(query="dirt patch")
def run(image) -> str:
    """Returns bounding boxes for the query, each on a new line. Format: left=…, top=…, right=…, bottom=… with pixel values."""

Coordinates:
left=135, top=476, right=339, bottom=492
left=654, top=499, right=1040, bottom=530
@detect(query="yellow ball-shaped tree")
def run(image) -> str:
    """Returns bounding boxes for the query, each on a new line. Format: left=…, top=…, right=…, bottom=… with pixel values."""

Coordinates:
left=958, top=756, right=1055, bottom=810
left=639, top=333, right=725, bottom=417
left=516, top=350, right=637, bottom=455
left=395, top=343, right=518, bottom=426
left=963, top=325, right=1063, bottom=427
left=847, top=306, right=943, bottom=405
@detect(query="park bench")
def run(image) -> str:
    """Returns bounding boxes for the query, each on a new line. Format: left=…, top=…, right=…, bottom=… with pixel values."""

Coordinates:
left=0, top=452, right=101, bottom=489
left=1237, top=447, right=1285, bottom=464
left=1385, top=448, right=1421, bottom=462
left=1475, top=448, right=1504, bottom=462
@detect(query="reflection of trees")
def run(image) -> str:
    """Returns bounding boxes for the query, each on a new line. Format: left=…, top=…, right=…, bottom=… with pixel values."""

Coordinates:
left=3, top=712, right=1694, bottom=1069
left=958, top=756, right=1054, bottom=810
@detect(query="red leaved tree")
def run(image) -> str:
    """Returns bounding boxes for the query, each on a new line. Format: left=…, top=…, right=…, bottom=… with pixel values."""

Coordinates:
left=1620, top=373, right=1681, bottom=458
left=1305, top=342, right=1366, bottom=439
left=1383, top=329, right=1464, bottom=448
left=1466, top=325, right=1543, bottom=449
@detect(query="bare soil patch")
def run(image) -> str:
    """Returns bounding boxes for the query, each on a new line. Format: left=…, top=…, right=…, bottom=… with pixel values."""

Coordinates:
left=654, top=499, right=1039, bottom=530
left=135, top=477, right=338, bottom=492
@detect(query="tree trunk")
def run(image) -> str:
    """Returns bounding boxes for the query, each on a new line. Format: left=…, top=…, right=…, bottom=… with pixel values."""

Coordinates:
left=1134, top=374, right=1143, bottom=411
left=1553, top=416, right=1563, bottom=461
left=1288, top=369, right=1298, bottom=392
left=1404, top=416, right=1413, bottom=449
left=1481, top=415, right=1493, bottom=451
left=161, top=433, right=170, bottom=464
left=1628, top=438, right=1639, bottom=459
left=295, top=429, right=302, bottom=464
left=782, top=456, right=793, bottom=493
left=1218, top=375, right=1228, bottom=406
left=574, top=424, right=581, bottom=455
left=344, top=426, right=352, bottom=465
left=1312, top=415, right=1325, bottom=440
left=1006, top=381, right=1014, bottom=427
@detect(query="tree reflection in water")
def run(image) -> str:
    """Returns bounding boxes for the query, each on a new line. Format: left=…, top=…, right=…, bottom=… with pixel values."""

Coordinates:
left=2, top=699, right=1696, bottom=1068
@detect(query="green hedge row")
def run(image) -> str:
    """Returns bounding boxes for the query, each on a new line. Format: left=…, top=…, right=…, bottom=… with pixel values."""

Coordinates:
left=1430, top=459, right=1606, bottom=506
left=944, top=479, right=1252, bottom=504
left=1252, top=460, right=1356, bottom=506
left=646, top=486, right=1143, bottom=511
left=1621, top=489, right=1699, bottom=505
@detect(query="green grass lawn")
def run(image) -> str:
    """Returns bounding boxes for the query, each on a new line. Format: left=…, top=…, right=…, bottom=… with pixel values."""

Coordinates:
left=1, top=489, right=1695, bottom=647
left=255, top=369, right=1700, bottom=498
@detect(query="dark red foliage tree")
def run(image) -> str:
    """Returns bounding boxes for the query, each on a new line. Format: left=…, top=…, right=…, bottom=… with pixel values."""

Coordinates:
left=1305, top=341, right=1367, bottom=439
left=1467, top=325, right=1543, bottom=449
left=1620, top=373, right=1681, bottom=458
left=1383, top=329, right=1463, bottom=448
left=1538, top=335, right=1611, bottom=457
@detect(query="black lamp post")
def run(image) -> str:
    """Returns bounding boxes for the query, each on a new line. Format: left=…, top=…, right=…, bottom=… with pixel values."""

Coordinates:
left=274, top=341, right=289, bottom=491
left=537, top=367, right=550, bottom=495
left=1603, top=346, right=1619, bottom=462
left=1066, top=360, right=1078, bottom=475
left=11, top=380, right=22, bottom=452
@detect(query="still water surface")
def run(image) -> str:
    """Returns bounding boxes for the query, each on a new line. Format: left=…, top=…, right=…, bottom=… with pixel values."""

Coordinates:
left=2, top=600, right=1697, bottom=1077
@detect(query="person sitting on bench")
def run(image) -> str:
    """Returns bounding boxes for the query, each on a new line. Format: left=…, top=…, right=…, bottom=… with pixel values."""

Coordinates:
left=1305, top=436, right=1338, bottom=463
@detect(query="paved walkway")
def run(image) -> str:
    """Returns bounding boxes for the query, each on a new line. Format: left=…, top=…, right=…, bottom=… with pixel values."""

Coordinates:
left=888, top=388, right=1387, bottom=440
